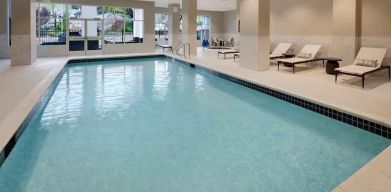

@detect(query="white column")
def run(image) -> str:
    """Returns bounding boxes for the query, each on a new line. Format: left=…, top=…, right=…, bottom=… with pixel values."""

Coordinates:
left=331, top=0, right=360, bottom=66
left=168, top=3, right=181, bottom=48
left=181, top=0, right=198, bottom=55
left=0, top=0, right=10, bottom=59
left=239, top=0, right=270, bottom=71
left=11, top=0, right=36, bottom=65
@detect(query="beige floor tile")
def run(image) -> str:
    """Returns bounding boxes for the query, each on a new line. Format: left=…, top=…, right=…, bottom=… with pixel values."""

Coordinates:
left=332, top=187, right=346, bottom=192
left=339, top=164, right=391, bottom=192
left=370, top=147, right=391, bottom=179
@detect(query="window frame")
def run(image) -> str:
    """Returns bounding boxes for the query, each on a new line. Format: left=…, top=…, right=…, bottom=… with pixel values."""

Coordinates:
left=101, top=7, right=144, bottom=44
left=196, top=15, right=211, bottom=41
left=36, top=3, right=68, bottom=46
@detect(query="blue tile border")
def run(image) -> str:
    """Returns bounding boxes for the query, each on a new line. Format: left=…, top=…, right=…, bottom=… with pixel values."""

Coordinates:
left=171, top=57, right=391, bottom=140
left=1, top=54, right=390, bottom=168
left=0, top=67, right=67, bottom=167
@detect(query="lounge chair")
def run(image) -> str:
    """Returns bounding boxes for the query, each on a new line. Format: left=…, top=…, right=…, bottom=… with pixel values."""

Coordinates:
left=209, top=37, right=220, bottom=49
left=218, top=49, right=240, bottom=59
left=156, top=44, right=173, bottom=52
left=270, top=43, right=293, bottom=59
left=232, top=43, right=293, bottom=62
left=234, top=53, right=240, bottom=62
left=155, top=39, right=172, bottom=53
left=335, top=47, right=390, bottom=88
left=277, top=44, right=322, bottom=73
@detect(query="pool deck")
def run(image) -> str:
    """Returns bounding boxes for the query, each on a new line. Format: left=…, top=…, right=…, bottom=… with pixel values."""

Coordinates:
left=0, top=48, right=391, bottom=191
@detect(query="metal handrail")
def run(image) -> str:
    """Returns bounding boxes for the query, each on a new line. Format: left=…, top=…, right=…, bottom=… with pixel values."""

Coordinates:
left=173, top=43, right=191, bottom=59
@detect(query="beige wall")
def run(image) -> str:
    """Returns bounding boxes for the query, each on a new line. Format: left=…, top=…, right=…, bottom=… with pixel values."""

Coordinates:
left=0, top=0, right=10, bottom=59
left=0, top=0, right=7, bottom=35
left=271, top=0, right=333, bottom=36
left=361, top=0, right=391, bottom=63
left=222, top=10, right=239, bottom=46
left=270, top=0, right=333, bottom=56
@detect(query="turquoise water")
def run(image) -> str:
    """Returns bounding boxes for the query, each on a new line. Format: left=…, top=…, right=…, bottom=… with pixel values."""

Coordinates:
left=0, top=57, right=390, bottom=192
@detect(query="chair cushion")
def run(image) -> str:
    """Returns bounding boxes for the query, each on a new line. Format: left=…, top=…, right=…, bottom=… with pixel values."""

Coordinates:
left=297, top=52, right=312, bottom=59
left=355, top=58, right=378, bottom=67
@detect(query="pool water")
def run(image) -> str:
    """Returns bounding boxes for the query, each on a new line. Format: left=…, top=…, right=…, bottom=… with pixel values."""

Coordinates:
left=0, top=57, right=390, bottom=192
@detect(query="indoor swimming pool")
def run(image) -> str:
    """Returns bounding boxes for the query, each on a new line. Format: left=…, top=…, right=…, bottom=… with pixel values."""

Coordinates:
left=0, top=57, right=390, bottom=192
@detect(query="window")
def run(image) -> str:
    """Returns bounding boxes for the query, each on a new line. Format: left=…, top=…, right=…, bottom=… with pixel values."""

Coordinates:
left=8, top=0, right=11, bottom=46
left=197, top=16, right=210, bottom=42
left=155, top=13, right=168, bottom=42
left=101, top=7, right=144, bottom=44
left=36, top=3, right=67, bottom=45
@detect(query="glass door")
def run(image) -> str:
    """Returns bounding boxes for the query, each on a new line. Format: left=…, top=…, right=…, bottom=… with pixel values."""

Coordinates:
left=69, top=19, right=85, bottom=55
left=68, top=19, right=102, bottom=56
left=86, top=19, right=102, bottom=55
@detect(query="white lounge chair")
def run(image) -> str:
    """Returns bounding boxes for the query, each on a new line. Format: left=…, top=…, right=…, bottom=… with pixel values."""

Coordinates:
left=232, top=43, right=293, bottom=62
left=155, top=39, right=172, bottom=52
left=335, top=47, right=390, bottom=88
left=277, top=44, right=322, bottom=73
left=270, top=43, right=293, bottom=59
left=234, top=53, right=240, bottom=62
left=218, top=48, right=240, bottom=59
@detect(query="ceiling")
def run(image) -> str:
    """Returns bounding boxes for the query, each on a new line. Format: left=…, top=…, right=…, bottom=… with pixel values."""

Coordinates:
left=140, top=0, right=237, bottom=11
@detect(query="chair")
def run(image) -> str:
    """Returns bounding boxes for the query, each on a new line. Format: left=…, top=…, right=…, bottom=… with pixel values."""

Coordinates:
left=155, top=39, right=173, bottom=53
left=270, top=43, right=293, bottom=59
left=209, top=37, right=219, bottom=49
left=232, top=43, right=293, bottom=62
left=218, top=48, right=240, bottom=59
left=277, top=45, right=322, bottom=73
left=227, top=38, right=235, bottom=47
left=335, top=47, right=390, bottom=88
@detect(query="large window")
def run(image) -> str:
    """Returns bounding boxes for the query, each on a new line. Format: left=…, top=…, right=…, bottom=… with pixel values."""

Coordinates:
left=101, top=7, right=144, bottom=44
left=197, top=16, right=210, bottom=42
left=35, top=3, right=144, bottom=46
left=36, top=3, right=67, bottom=45
left=155, top=13, right=168, bottom=42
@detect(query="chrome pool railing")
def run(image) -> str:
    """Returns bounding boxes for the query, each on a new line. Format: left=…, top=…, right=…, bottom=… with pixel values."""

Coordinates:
left=173, top=43, right=191, bottom=59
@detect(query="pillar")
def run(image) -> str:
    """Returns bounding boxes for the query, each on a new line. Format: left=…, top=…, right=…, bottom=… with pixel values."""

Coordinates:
left=331, top=0, right=361, bottom=66
left=181, top=0, right=198, bottom=55
left=168, top=3, right=181, bottom=48
left=11, top=0, right=36, bottom=65
left=239, top=0, right=270, bottom=71
left=0, top=0, right=10, bottom=59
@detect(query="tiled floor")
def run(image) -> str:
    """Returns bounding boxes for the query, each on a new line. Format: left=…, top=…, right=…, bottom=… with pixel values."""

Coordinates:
left=1, top=48, right=391, bottom=191
left=167, top=48, right=391, bottom=126
left=0, top=59, right=10, bottom=73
